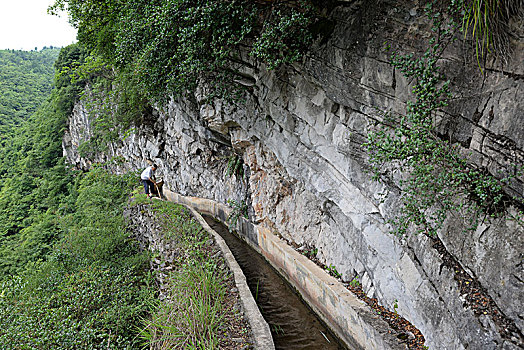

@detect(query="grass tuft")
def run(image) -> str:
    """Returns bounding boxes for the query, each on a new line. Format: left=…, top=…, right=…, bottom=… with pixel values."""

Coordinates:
left=137, top=201, right=239, bottom=350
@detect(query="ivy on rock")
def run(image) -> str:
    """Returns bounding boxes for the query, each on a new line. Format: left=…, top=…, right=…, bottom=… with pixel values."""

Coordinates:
left=51, top=0, right=322, bottom=105
left=364, top=0, right=523, bottom=236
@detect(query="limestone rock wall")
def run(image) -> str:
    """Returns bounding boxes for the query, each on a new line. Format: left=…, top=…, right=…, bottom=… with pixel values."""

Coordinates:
left=63, top=1, right=523, bottom=349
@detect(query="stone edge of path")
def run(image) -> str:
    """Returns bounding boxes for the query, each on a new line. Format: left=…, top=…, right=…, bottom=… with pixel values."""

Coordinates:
left=164, top=189, right=407, bottom=350
left=184, top=203, right=275, bottom=350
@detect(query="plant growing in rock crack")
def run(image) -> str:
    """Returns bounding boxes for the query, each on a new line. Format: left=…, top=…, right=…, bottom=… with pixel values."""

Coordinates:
left=225, top=154, right=244, bottom=179
left=226, top=199, right=248, bottom=228
left=326, top=264, right=342, bottom=279
left=270, top=324, right=284, bottom=335
left=460, top=0, right=523, bottom=67
left=364, top=0, right=523, bottom=237
left=303, top=247, right=318, bottom=259
left=349, top=276, right=360, bottom=288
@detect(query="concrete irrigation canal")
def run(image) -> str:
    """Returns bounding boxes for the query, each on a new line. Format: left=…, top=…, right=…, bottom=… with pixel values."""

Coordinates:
left=202, top=214, right=346, bottom=350
left=163, top=190, right=406, bottom=350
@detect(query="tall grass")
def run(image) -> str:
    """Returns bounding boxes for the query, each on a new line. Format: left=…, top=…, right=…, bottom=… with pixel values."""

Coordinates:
left=136, top=201, right=234, bottom=350
left=461, top=0, right=523, bottom=64
left=140, top=262, right=227, bottom=349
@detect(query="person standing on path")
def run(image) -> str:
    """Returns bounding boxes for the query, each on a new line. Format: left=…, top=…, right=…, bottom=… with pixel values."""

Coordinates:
left=141, top=164, right=158, bottom=198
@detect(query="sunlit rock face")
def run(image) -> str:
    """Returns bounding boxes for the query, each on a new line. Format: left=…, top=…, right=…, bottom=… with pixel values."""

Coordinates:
left=63, top=1, right=523, bottom=349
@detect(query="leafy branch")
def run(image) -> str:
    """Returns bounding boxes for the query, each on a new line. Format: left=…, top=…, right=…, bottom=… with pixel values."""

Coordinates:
left=226, top=199, right=248, bottom=228
left=225, top=154, right=244, bottom=179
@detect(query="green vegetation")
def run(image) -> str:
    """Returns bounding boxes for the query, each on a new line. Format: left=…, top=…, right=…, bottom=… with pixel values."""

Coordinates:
left=0, top=44, right=156, bottom=348
left=326, top=264, right=341, bottom=279
left=0, top=169, right=155, bottom=349
left=0, top=29, right=250, bottom=347
left=225, top=154, right=244, bottom=179
left=0, top=48, right=60, bottom=140
left=44, top=0, right=517, bottom=142
left=270, top=324, right=284, bottom=336
left=349, top=276, right=360, bottom=288
left=0, top=44, right=87, bottom=276
left=8, top=0, right=522, bottom=348
left=226, top=199, right=248, bottom=228
left=365, top=1, right=523, bottom=236
left=302, top=246, right=318, bottom=259
left=138, top=201, right=246, bottom=349
left=250, top=1, right=317, bottom=70
left=145, top=262, right=227, bottom=348
left=46, top=0, right=323, bottom=144
left=46, top=0, right=316, bottom=156
left=461, top=0, right=523, bottom=64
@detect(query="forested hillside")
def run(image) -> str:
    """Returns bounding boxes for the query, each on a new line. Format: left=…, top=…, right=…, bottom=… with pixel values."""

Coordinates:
left=0, top=0, right=521, bottom=348
left=0, top=45, right=83, bottom=268
left=0, top=40, right=248, bottom=347
left=0, top=48, right=60, bottom=139
left=0, top=45, right=157, bottom=348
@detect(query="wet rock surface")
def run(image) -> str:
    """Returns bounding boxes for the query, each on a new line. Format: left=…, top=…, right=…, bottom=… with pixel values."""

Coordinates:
left=65, top=1, right=523, bottom=349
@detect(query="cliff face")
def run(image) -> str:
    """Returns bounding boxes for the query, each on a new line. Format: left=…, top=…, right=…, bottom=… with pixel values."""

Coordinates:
left=63, top=1, right=524, bottom=349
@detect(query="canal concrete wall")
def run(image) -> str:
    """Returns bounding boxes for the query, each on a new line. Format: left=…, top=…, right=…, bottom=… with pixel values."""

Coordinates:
left=125, top=201, right=275, bottom=350
left=163, top=189, right=406, bottom=350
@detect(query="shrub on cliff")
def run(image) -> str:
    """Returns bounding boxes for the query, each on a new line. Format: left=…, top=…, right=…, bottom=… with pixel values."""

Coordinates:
left=364, top=1, right=524, bottom=236
left=50, top=0, right=322, bottom=104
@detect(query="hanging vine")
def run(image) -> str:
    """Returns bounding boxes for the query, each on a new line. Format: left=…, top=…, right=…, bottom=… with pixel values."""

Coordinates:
left=364, top=0, right=523, bottom=236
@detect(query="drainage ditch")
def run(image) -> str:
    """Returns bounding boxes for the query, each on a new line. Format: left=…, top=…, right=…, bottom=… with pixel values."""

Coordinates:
left=203, top=214, right=348, bottom=350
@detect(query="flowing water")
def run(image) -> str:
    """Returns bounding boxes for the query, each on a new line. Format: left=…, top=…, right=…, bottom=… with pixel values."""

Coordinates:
left=203, top=215, right=348, bottom=350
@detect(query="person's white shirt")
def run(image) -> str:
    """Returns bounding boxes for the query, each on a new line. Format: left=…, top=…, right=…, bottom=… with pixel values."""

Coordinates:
left=141, top=166, right=154, bottom=180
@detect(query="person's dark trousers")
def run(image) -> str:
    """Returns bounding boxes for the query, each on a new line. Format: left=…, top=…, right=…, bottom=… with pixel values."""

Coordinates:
left=142, top=179, right=155, bottom=196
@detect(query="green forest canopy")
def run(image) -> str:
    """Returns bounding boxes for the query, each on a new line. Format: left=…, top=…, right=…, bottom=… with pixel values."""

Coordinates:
left=0, top=41, right=233, bottom=347
left=0, top=48, right=60, bottom=140
left=0, top=44, right=156, bottom=348
left=0, top=44, right=85, bottom=276
left=49, top=0, right=320, bottom=112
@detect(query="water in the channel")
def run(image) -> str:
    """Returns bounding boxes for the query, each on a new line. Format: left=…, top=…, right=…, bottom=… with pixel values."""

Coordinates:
left=203, top=215, right=349, bottom=350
